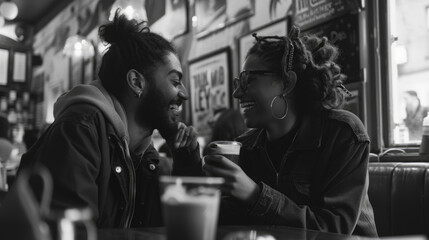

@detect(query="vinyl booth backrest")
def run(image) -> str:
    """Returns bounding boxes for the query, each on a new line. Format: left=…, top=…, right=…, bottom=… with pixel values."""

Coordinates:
left=368, top=162, right=429, bottom=237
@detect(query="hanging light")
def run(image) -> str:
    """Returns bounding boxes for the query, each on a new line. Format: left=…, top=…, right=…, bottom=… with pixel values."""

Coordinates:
left=108, top=2, right=146, bottom=22
left=0, top=1, right=18, bottom=20
left=63, top=34, right=95, bottom=59
left=63, top=0, right=95, bottom=59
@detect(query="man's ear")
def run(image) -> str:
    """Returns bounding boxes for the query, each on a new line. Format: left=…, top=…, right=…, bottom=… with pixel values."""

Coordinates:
left=126, top=69, right=146, bottom=97
left=283, top=70, right=297, bottom=96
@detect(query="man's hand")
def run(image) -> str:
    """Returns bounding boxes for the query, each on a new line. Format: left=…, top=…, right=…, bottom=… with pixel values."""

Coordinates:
left=167, top=122, right=198, bottom=152
left=203, top=155, right=260, bottom=205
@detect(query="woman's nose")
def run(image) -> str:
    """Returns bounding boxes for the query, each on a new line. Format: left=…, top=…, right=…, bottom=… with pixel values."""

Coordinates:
left=233, top=85, right=244, bottom=99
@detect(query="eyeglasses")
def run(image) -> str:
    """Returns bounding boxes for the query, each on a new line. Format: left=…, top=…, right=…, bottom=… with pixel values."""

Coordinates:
left=233, top=70, right=278, bottom=91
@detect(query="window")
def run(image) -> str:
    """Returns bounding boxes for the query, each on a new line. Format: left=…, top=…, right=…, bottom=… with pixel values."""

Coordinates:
left=387, top=0, right=429, bottom=145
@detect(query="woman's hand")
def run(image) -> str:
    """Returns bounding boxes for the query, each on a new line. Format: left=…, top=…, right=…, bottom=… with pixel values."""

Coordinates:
left=203, top=155, right=260, bottom=204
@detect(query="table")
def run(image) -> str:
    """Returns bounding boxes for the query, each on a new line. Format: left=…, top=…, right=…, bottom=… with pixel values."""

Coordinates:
left=98, top=226, right=371, bottom=240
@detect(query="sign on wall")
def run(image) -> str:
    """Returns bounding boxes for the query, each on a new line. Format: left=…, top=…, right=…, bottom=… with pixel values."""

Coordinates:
left=292, top=0, right=361, bottom=30
left=189, top=48, right=231, bottom=137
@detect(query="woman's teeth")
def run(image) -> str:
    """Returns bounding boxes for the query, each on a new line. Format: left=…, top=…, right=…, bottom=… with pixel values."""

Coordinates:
left=240, top=101, right=256, bottom=112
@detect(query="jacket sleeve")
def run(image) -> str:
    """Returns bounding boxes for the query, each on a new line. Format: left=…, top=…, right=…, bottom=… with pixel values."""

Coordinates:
left=248, top=138, right=370, bottom=234
left=19, top=121, right=102, bottom=218
left=171, top=145, right=204, bottom=176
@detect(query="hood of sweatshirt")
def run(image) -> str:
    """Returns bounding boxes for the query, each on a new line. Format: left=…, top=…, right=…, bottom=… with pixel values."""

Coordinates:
left=53, top=80, right=129, bottom=143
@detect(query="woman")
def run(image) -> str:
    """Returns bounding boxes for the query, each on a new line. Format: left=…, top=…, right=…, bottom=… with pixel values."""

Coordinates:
left=203, top=26, right=378, bottom=236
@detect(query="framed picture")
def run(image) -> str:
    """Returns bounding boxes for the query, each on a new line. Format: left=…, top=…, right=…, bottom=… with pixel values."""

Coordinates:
left=343, top=82, right=366, bottom=125
left=238, top=17, right=289, bottom=69
left=195, top=0, right=255, bottom=38
left=0, top=49, right=9, bottom=86
left=188, top=48, right=232, bottom=138
left=148, top=0, right=189, bottom=40
left=13, top=51, right=27, bottom=83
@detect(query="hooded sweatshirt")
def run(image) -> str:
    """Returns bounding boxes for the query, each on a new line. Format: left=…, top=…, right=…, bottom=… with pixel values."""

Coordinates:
left=54, top=80, right=129, bottom=144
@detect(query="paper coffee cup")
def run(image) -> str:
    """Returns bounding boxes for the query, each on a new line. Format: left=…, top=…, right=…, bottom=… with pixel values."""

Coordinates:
left=205, top=141, right=241, bottom=164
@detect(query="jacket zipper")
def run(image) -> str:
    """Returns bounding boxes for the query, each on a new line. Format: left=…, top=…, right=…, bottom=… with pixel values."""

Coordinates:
left=261, top=148, right=280, bottom=187
left=261, top=131, right=299, bottom=187
left=123, top=139, right=136, bottom=228
left=278, top=131, right=299, bottom=177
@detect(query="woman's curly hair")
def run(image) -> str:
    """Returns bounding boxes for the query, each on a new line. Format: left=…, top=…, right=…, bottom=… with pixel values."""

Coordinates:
left=98, top=9, right=176, bottom=98
left=247, top=26, right=349, bottom=113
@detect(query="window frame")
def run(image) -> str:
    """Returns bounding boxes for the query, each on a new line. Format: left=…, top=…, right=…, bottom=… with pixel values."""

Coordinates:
left=373, top=0, right=421, bottom=151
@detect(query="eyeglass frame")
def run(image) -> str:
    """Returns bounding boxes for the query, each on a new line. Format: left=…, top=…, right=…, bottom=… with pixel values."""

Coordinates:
left=233, top=70, right=280, bottom=92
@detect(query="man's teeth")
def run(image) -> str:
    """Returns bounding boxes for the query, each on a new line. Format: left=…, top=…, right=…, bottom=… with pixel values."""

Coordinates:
left=169, top=104, right=182, bottom=112
left=240, top=101, right=256, bottom=111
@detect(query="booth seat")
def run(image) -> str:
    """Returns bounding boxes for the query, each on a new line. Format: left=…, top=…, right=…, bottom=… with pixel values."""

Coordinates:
left=368, top=162, right=429, bottom=236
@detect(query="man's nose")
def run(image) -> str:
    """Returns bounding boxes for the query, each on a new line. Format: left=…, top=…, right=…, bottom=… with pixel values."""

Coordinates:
left=178, top=84, right=189, bottom=100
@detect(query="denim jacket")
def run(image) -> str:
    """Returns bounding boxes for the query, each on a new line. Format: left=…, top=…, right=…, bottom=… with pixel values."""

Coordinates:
left=220, top=109, right=378, bottom=237
left=19, top=103, right=202, bottom=228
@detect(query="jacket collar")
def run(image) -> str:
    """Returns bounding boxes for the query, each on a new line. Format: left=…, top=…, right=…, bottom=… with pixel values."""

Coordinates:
left=246, top=110, right=325, bottom=151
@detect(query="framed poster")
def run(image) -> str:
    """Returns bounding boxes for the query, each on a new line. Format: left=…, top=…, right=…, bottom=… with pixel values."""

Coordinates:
left=0, top=49, right=9, bottom=86
left=238, top=17, right=289, bottom=69
left=188, top=48, right=232, bottom=138
left=13, top=52, right=27, bottom=83
left=195, top=0, right=255, bottom=38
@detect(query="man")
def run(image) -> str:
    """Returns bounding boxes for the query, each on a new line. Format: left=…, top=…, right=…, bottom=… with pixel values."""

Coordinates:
left=18, top=11, right=201, bottom=228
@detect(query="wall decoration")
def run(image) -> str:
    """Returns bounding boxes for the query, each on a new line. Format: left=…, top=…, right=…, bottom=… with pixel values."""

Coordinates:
left=269, top=0, right=293, bottom=20
left=238, top=17, right=289, bottom=69
left=148, top=0, right=188, bottom=40
left=13, top=52, right=26, bottom=83
left=107, top=0, right=188, bottom=40
left=195, top=0, right=255, bottom=38
left=188, top=48, right=231, bottom=138
left=0, top=49, right=9, bottom=86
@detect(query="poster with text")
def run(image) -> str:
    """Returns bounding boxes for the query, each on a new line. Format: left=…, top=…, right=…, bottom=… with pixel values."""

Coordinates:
left=292, top=0, right=360, bottom=30
left=189, top=48, right=231, bottom=138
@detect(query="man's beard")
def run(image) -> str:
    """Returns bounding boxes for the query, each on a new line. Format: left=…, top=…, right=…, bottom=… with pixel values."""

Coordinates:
left=135, top=88, right=179, bottom=139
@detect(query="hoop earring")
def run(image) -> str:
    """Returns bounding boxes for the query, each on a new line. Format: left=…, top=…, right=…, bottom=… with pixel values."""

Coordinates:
left=270, top=95, right=288, bottom=120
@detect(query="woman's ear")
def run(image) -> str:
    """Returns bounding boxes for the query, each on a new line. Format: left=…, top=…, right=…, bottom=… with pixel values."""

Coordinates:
left=283, top=71, right=297, bottom=96
left=126, top=69, right=146, bottom=98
